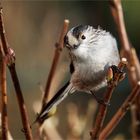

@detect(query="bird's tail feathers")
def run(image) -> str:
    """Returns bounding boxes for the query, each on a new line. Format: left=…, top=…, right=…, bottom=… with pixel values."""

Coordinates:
left=35, top=81, right=74, bottom=124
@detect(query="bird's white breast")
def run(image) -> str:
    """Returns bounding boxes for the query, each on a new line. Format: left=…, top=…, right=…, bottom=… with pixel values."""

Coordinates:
left=70, top=34, right=120, bottom=92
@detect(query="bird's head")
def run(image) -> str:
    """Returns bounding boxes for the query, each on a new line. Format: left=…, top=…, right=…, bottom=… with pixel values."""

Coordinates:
left=64, top=25, right=94, bottom=50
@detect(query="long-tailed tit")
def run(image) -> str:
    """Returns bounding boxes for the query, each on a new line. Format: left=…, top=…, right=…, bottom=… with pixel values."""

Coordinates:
left=35, top=25, right=120, bottom=124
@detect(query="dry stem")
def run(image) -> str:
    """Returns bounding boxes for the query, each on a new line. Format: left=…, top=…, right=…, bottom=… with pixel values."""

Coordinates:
left=109, top=0, right=130, bottom=55
left=110, top=0, right=140, bottom=139
left=130, top=48, right=140, bottom=139
left=131, top=48, right=140, bottom=84
left=130, top=104, right=138, bottom=140
left=90, top=58, right=127, bottom=140
left=99, top=81, right=140, bottom=140
left=109, top=0, right=138, bottom=86
left=0, top=8, right=33, bottom=140
left=0, top=44, right=8, bottom=140
left=42, top=19, right=69, bottom=107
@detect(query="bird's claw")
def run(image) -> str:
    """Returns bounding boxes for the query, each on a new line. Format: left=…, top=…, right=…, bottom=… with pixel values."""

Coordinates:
left=107, top=65, right=126, bottom=86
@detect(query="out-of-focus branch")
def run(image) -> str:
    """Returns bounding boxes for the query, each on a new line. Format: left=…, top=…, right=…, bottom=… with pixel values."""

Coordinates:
left=41, top=120, right=62, bottom=140
left=0, top=9, right=8, bottom=54
left=0, top=44, right=8, bottom=140
left=109, top=0, right=130, bottom=55
left=0, top=8, right=33, bottom=140
left=131, top=48, right=140, bottom=83
left=109, top=0, right=140, bottom=139
left=130, top=48, right=140, bottom=139
left=130, top=104, right=138, bottom=140
left=83, top=100, right=97, bottom=140
left=99, top=81, right=140, bottom=140
left=90, top=58, right=127, bottom=140
left=109, top=0, right=138, bottom=87
left=42, top=19, right=69, bottom=107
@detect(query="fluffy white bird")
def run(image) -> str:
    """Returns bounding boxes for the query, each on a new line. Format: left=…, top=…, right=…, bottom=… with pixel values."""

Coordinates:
left=35, top=25, right=120, bottom=124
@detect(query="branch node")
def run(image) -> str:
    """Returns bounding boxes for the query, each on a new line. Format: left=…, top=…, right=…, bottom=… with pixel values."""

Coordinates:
left=41, top=19, right=69, bottom=111
left=55, top=42, right=62, bottom=51
left=90, top=58, right=127, bottom=140
left=99, top=81, right=140, bottom=139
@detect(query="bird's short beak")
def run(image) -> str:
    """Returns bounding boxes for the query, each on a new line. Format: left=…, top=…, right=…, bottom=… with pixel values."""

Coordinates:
left=64, top=36, right=71, bottom=49
left=64, top=35, right=79, bottom=49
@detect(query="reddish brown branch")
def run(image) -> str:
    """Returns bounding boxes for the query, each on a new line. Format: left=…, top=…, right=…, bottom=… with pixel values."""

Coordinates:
left=109, top=0, right=138, bottom=87
left=90, top=58, right=127, bottom=140
left=0, top=8, right=33, bottom=140
left=0, top=45, right=8, bottom=140
left=109, top=0, right=131, bottom=55
left=131, top=48, right=140, bottom=83
left=0, top=8, right=8, bottom=54
left=99, top=81, right=140, bottom=140
left=109, top=0, right=140, bottom=139
left=130, top=105, right=137, bottom=140
left=42, top=19, right=69, bottom=107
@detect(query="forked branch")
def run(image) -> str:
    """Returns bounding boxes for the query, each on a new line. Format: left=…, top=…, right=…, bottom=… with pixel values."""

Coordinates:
left=0, top=8, right=33, bottom=140
left=90, top=58, right=127, bottom=140
left=99, top=81, right=140, bottom=140
left=110, top=0, right=140, bottom=139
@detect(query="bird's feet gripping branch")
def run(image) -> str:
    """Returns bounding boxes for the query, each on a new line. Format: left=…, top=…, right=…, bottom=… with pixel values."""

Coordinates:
left=107, top=64, right=126, bottom=87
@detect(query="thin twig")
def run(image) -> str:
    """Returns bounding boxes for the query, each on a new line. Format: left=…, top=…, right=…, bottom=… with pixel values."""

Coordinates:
left=99, top=81, right=140, bottom=140
left=130, top=48, right=140, bottom=139
left=42, top=19, right=69, bottom=107
left=0, top=8, right=8, bottom=54
left=109, top=0, right=140, bottom=139
left=0, top=8, right=33, bottom=140
left=0, top=44, right=8, bottom=140
left=109, top=0, right=130, bottom=55
left=130, top=105, right=137, bottom=140
left=131, top=47, right=140, bottom=84
left=109, top=0, right=137, bottom=87
left=83, top=100, right=97, bottom=140
left=90, top=58, right=127, bottom=140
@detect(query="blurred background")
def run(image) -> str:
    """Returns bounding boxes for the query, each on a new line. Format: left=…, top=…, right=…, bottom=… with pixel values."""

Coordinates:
left=1, top=1, right=140, bottom=139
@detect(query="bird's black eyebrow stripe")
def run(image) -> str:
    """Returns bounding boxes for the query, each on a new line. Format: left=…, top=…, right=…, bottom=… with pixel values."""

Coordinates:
left=72, top=25, right=88, bottom=39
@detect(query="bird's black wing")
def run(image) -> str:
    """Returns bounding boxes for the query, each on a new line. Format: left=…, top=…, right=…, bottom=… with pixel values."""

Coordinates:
left=34, top=62, right=75, bottom=124
left=70, top=61, right=75, bottom=74
left=35, top=81, right=70, bottom=124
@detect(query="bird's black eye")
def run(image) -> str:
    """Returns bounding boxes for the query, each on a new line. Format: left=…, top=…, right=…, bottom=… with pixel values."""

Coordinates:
left=81, top=35, right=86, bottom=40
